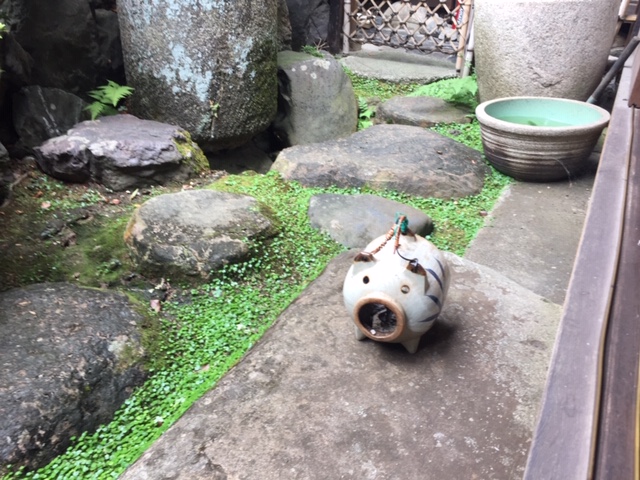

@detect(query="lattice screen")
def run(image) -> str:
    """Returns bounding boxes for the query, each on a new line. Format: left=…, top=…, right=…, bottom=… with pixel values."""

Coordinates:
left=344, top=0, right=472, bottom=54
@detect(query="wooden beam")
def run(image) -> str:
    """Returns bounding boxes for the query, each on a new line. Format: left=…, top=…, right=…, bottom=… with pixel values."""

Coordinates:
left=524, top=55, right=635, bottom=480
left=593, top=108, right=640, bottom=480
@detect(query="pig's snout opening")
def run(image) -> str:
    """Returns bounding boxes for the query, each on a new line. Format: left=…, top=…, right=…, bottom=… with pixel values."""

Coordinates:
left=354, top=296, right=406, bottom=342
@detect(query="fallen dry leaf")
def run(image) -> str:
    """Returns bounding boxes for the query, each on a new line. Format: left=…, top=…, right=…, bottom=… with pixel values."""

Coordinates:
left=41, top=201, right=51, bottom=209
left=150, top=298, right=162, bottom=312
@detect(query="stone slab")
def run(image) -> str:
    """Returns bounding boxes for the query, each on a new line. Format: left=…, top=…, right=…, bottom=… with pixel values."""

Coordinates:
left=308, top=193, right=434, bottom=248
left=376, top=96, right=472, bottom=127
left=272, top=124, right=488, bottom=198
left=340, top=46, right=456, bottom=84
left=465, top=154, right=597, bottom=305
left=121, top=252, right=560, bottom=480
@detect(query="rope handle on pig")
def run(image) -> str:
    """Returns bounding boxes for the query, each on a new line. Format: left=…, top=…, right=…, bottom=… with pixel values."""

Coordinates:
left=354, top=214, right=427, bottom=277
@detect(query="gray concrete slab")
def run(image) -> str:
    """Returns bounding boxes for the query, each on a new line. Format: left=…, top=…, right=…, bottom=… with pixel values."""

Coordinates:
left=465, top=154, right=598, bottom=305
left=121, top=251, right=560, bottom=480
left=340, top=45, right=456, bottom=84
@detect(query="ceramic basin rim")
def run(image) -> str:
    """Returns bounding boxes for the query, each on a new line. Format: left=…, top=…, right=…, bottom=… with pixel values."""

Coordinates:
left=475, top=96, right=611, bottom=136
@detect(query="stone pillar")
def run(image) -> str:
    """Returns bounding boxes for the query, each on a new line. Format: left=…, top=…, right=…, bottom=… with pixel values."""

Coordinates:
left=118, top=0, right=279, bottom=151
left=474, top=0, right=619, bottom=102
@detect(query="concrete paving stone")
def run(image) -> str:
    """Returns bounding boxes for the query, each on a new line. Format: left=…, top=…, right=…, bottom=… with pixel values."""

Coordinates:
left=465, top=154, right=598, bottom=305
left=121, top=251, right=560, bottom=480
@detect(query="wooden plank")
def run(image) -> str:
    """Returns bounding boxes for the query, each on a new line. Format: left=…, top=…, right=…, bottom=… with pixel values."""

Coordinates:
left=629, top=46, right=640, bottom=107
left=327, top=0, right=344, bottom=54
left=523, top=60, right=634, bottom=480
left=593, top=109, right=640, bottom=480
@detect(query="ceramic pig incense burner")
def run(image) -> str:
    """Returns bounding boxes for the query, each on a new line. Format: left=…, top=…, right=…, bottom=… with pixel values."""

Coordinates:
left=343, top=215, right=450, bottom=353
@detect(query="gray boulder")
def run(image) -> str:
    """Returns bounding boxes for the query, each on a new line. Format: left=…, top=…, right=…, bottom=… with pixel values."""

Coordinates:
left=272, top=124, right=488, bottom=198
left=34, top=114, right=208, bottom=191
left=376, top=96, right=472, bottom=127
left=13, top=86, right=89, bottom=152
left=0, top=283, right=146, bottom=474
left=0, top=142, right=10, bottom=206
left=118, top=0, right=279, bottom=151
left=1, top=33, right=34, bottom=87
left=124, top=190, right=280, bottom=281
left=286, top=0, right=330, bottom=50
left=308, top=193, right=434, bottom=248
left=10, top=0, right=123, bottom=93
left=273, top=51, right=358, bottom=147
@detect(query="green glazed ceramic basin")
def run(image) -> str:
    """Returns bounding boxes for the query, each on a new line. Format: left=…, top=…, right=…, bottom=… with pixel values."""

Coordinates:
left=476, top=97, right=610, bottom=181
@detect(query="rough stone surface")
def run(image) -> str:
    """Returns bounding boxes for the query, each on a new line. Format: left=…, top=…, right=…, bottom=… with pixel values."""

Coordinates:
left=0, top=142, right=10, bottom=206
left=474, top=0, right=619, bottom=101
left=376, top=96, right=472, bottom=127
left=124, top=190, right=279, bottom=281
left=118, top=0, right=278, bottom=150
left=0, top=283, right=146, bottom=474
left=10, top=0, right=124, bottom=94
left=34, top=114, right=207, bottom=191
left=277, top=0, right=293, bottom=50
left=1, top=32, right=35, bottom=87
left=273, top=51, right=357, bottom=146
left=272, top=124, right=488, bottom=198
left=465, top=154, right=598, bottom=305
left=120, top=252, right=561, bottom=480
left=12, top=86, right=89, bottom=152
left=308, top=193, right=434, bottom=248
left=285, top=0, right=330, bottom=50
left=207, top=141, right=274, bottom=175
left=340, top=47, right=456, bottom=84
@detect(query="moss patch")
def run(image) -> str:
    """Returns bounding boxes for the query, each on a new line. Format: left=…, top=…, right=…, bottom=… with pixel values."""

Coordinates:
left=173, top=130, right=208, bottom=174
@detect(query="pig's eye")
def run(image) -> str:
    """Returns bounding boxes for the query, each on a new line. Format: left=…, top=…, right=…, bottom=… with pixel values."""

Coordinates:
left=363, top=276, right=370, bottom=284
left=401, top=285, right=410, bottom=294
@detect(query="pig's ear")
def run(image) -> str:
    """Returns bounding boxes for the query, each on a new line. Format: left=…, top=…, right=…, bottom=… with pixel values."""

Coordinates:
left=354, top=252, right=375, bottom=263
left=406, top=259, right=426, bottom=277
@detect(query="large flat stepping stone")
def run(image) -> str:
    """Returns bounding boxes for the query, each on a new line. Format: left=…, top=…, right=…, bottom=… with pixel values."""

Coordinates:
left=0, top=283, right=146, bottom=473
left=272, top=124, right=488, bottom=198
left=124, top=190, right=279, bottom=281
left=120, top=252, right=560, bottom=480
left=340, top=47, right=456, bottom=84
left=308, top=193, right=433, bottom=248
left=35, top=114, right=208, bottom=191
left=377, top=96, right=473, bottom=127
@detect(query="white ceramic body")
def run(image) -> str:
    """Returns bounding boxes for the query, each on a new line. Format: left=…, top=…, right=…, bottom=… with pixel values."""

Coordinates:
left=343, top=232, right=450, bottom=353
left=476, top=97, right=610, bottom=181
left=474, top=0, right=619, bottom=102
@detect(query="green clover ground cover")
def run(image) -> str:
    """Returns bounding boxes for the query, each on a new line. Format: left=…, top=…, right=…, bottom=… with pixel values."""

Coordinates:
left=4, top=75, right=511, bottom=479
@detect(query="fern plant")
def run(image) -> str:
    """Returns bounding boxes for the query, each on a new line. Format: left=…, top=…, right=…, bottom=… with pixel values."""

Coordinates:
left=357, top=96, right=375, bottom=130
left=85, top=80, right=134, bottom=120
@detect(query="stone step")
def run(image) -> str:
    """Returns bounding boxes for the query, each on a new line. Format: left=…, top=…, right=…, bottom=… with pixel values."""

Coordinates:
left=120, top=251, right=560, bottom=479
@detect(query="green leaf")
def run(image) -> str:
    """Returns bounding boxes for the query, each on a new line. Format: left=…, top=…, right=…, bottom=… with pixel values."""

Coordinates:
left=102, top=80, right=134, bottom=107
left=85, top=102, right=106, bottom=121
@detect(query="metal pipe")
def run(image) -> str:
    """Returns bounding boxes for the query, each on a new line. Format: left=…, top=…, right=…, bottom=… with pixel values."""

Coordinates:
left=587, top=35, right=640, bottom=104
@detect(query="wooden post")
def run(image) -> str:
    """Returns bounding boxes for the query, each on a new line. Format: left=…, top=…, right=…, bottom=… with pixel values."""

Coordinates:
left=327, top=0, right=345, bottom=54
left=455, top=0, right=473, bottom=75
left=343, top=0, right=351, bottom=54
